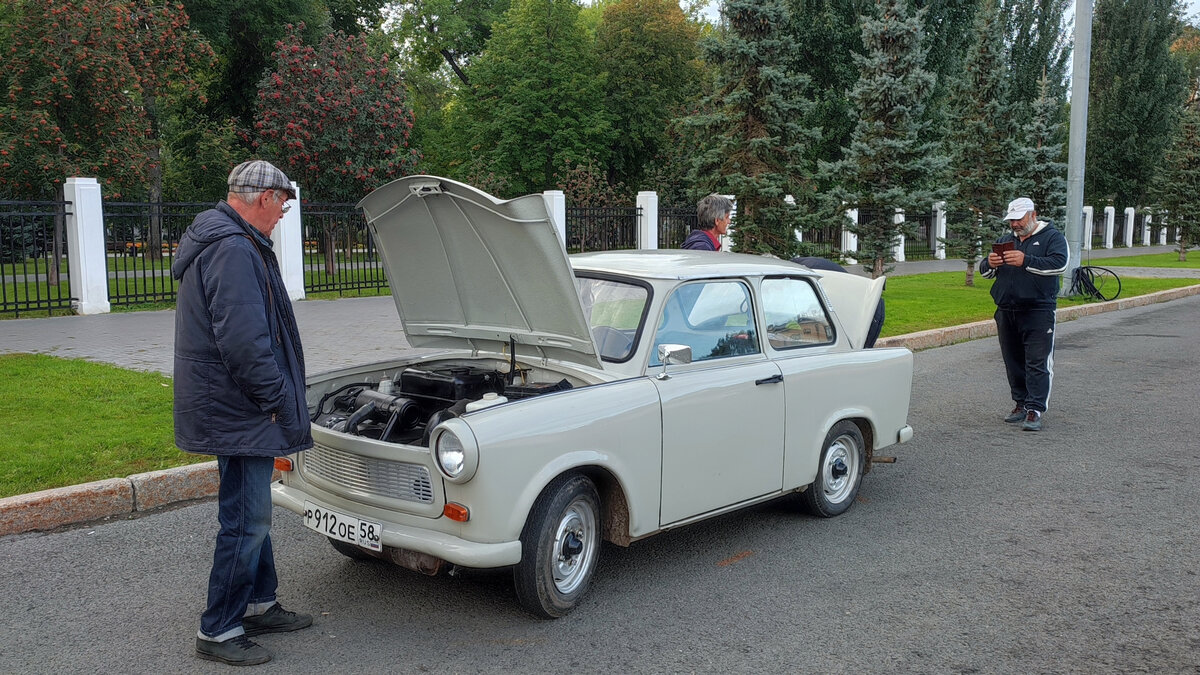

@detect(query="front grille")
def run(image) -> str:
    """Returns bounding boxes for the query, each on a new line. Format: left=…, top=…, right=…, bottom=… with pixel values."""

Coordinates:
left=303, top=443, right=434, bottom=504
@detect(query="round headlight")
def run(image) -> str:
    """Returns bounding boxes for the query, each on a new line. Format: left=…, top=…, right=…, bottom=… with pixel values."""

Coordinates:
left=436, top=431, right=466, bottom=478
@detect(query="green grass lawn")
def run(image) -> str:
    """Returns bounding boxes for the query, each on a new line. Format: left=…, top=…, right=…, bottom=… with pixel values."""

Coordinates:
left=1083, top=251, right=1200, bottom=268
left=0, top=354, right=211, bottom=498
left=878, top=272, right=1199, bottom=337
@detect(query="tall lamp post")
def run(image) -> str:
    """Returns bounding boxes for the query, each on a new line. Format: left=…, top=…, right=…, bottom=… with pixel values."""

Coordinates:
left=1061, top=0, right=1094, bottom=296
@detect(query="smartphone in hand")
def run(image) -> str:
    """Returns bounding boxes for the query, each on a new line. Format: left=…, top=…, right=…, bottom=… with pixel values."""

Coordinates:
left=992, top=241, right=1015, bottom=255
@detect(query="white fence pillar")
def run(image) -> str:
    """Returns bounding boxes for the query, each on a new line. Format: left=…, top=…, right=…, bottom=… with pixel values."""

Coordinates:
left=1141, top=212, right=1152, bottom=246
left=271, top=181, right=305, bottom=301
left=542, top=190, right=567, bottom=250
left=636, top=191, right=658, bottom=250
left=842, top=209, right=858, bottom=265
left=933, top=201, right=947, bottom=260
left=1082, top=206, right=1094, bottom=251
left=63, top=177, right=111, bottom=315
left=1160, top=215, right=1169, bottom=245
left=1103, top=206, right=1115, bottom=249
left=1123, top=207, right=1135, bottom=248
left=892, top=209, right=905, bottom=262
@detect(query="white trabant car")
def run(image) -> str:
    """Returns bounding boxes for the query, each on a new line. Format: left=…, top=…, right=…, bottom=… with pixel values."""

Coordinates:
left=272, top=176, right=914, bottom=618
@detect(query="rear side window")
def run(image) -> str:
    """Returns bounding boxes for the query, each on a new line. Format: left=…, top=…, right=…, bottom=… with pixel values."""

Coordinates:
left=761, top=277, right=835, bottom=349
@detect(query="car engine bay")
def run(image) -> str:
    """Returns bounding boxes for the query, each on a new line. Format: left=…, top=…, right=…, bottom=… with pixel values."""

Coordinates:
left=310, top=363, right=574, bottom=446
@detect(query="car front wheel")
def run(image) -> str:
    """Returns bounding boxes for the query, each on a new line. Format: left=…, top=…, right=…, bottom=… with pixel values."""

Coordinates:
left=513, top=473, right=601, bottom=619
left=801, top=420, right=865, bottom=518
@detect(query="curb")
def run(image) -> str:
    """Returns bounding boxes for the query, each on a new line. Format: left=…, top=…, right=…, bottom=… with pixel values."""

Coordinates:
left=0, top=462, right=219, bottom=537
left=4, top=283, right=1198, bottom=538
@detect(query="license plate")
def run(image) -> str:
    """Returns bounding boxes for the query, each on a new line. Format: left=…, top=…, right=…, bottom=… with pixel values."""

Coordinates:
left=303, top=501, right=382, bottom=552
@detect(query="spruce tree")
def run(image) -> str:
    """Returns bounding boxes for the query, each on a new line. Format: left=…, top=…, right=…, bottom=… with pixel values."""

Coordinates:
left=683, top=0, right=817, bottom=257
left=1003, top=0, right=1071, bottom=130
left=1012, top=73, right=1067, bottom=224
left=1150, top=104, right=1200, bottom=262
left=943, top=0, right=1014, bottom=286
left=822, top=0, right=950, bottom=278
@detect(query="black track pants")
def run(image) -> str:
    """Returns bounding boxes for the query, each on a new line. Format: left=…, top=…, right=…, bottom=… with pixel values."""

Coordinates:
left=994, top=307, right=1056, bottom=413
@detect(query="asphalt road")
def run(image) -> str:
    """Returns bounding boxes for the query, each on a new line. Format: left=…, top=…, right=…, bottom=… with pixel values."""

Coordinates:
left=2, top=297, right=1199, bottom=673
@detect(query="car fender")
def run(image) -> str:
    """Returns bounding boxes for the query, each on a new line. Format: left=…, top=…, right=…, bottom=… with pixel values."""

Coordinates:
left=443, top=377, right=663, bottom=545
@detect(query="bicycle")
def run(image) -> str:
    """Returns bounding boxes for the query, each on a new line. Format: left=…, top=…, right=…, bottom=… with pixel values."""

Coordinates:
left=1070, top=265, right=1121, bottom=301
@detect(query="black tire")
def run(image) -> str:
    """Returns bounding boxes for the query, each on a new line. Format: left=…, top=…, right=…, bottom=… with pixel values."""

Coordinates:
left=800, top=421, right=865, bottom=518
left=513, top=473, right=602, bottom=619
left=327, top=537, right=374, bottom=561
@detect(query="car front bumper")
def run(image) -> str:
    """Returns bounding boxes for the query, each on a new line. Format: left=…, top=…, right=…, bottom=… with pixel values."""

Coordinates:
left=271, top=481, right=522, bottom=569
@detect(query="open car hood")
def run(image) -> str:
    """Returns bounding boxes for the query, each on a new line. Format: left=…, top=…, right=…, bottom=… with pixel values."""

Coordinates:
left=812, top=271, right=887, bottom=350
left=356, top=176, right=601, bottom=369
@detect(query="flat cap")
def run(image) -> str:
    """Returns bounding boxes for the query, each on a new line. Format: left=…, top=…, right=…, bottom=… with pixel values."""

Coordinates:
left=227, top=160, right=296, bottom=200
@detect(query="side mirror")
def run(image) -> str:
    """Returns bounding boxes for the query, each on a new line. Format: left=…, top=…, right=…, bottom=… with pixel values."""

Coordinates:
left=656, top=344, right=692, bottom=380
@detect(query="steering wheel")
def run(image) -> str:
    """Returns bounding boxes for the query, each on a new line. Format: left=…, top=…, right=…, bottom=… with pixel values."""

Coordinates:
left=591, top=326, right=634, bottom=360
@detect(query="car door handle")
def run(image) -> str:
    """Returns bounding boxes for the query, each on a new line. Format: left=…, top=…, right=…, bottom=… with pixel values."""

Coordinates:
left=755, top=374, right=783, bottom=385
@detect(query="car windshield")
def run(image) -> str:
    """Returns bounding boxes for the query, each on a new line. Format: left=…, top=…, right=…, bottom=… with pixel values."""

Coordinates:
left=574, top=276, right=649, bottom=362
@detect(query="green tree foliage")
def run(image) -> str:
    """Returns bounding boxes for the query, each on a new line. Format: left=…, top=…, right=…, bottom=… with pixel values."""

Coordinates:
left=453, top=0, right=612, bottom=195
left=0, top=0, right=213, bottom=201
left=1171, top=24, right=1200, bottom=105
left=390, top=0, right=511, bottom=84
left=1086, top=0, right=1188, bottom=208
left=785, top=0, right=865, bottom=172
left=595, top=0, right=702, bottom=189
left=181, top=0, right=329, bottom=134
left=253, top=24, right=419, bottom=202
left=822, top=0, right=949, bottom=278
left=943, top=0, right=1013, bottom=286
left=1150, top=104, right=1200, bottom=261
left=912, top=0, right=981, bottom=142
left=1002, top=0, right=1070, bottom=129
left=1012, top=73, right=1066, bottom=223
left=684, top=0, right=817, bottom=257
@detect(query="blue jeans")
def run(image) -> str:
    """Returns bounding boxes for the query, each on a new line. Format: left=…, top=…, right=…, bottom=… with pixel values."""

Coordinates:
left=200, top=455, right=278, bottom=641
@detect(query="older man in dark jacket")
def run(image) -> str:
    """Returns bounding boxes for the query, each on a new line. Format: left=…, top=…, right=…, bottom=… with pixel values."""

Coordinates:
left=173, top=160, right=313, bottom=666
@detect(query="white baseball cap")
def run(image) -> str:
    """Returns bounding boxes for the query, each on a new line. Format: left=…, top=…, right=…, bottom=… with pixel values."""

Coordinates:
left=1003, top=197, right=1036, bottom=221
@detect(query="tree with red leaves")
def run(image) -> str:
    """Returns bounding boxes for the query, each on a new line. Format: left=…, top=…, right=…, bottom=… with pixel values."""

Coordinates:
left=254, top=24, right=420, bottom=203
left=0, top=0, right=215, bottom=271
left=0, top=0, right=213, bottom=201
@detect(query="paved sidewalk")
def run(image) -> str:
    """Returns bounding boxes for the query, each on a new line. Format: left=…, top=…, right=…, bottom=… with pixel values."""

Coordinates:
left=2, top=243, right=1196, bottom=536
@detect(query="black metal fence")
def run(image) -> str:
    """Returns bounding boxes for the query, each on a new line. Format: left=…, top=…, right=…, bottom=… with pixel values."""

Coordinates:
left=565, top=206, right=640, bottom=253
left=301, top=203, right=388, bottom=295
left=0, top=200, right=74, bottom=316
left=658, top=206, right=696, bottom=249
left=103, top=201, right=204, bottom=305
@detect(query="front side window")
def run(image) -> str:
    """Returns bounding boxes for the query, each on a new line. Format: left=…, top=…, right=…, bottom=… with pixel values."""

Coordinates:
left=575, top=276, right=650, bottom=362
left=652, top=280, right=759, bottom=365
left=761, top=277, right=835, bottom=349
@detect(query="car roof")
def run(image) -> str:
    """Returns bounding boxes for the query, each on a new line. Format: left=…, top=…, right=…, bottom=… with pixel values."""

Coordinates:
left=570, top=250, right=821, bottom=281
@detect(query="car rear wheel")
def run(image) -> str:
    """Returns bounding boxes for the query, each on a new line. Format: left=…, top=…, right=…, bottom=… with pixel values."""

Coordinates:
left=513, top=473, right=601, bottom=619
left=801, top=420, right=865, bottom=518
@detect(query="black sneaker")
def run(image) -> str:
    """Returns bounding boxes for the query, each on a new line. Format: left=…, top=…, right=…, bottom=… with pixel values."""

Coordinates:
left=195, top=635, right=271, bottom=666
left=243, top=603, right=313, bottom=637
left=1022, top=410, right=1042, bottom=431
left=1005, top=405, right=1026, bottom=423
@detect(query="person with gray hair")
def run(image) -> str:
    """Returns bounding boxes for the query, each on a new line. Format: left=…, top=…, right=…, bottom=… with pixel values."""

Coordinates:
left=683, top=194, right=733, bottom=251
left=172, top=160, right=314, bottom=665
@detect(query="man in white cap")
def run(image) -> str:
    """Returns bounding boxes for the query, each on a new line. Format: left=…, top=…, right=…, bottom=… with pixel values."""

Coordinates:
left=172, top=160, right=313, bottom=665
left=979, top=197, right=1069, bottom=431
